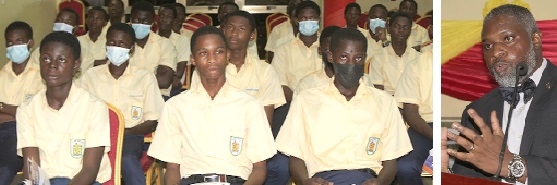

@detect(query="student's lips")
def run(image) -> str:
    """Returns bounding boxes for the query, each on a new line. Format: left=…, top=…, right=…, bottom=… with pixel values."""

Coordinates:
left=207, top=66, right=220, bottom=73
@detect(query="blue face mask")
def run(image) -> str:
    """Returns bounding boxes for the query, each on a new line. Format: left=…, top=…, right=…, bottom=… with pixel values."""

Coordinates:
left=299, top=21, right=319, bottom=36
left=106, top=46, right=131, bottom=66
left=6, top=44, right=30, bottom=64
left=369, top=18, right=386, bottom=34
left=53, top=22, right=74, bottom=34
left=131, top=23, right=152, bottom=39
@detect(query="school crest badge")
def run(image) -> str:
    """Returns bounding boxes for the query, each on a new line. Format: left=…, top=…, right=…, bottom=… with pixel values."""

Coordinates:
left=131, top=106, right=142, bottom=120
left=230, top=136, right=243, bottom=156
left=70, top=139, right=86, bottom=158
left=367, top=137, right=380, bottom=155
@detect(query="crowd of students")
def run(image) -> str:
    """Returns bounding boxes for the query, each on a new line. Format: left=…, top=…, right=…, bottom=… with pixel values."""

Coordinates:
left=0, top=0, right=433, bottom=184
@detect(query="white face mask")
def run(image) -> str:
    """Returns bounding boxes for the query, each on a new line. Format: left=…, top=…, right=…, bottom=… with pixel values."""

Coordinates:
left=106, top=46, right=131, bottom=66
left=53, top=22, right=74, bottom=34
left=131, top=23, right=152, bottom=39
left=6, top=43, right=30, bottom=64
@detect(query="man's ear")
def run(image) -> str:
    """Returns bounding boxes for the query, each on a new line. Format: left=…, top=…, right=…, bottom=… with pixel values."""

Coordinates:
left=532, top=30, right=542, bottom=50
left=74, top=59, right=82, bottom=71
left=72, top=27, right=78, bottom=35
left=28, top=39, right=34, bottom=50
left=249, top=30, right=256, bottom=41
left=190, top=54, right=196, bottom=66
left=327, top=50, right=333, bottom=63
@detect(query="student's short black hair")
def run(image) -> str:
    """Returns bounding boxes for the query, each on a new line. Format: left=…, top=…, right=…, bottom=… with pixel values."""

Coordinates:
left=370, top=4, right=388, bottom=12
left=107, top=23, right=136, bottom=43
left=295, top=1, right=320, bottom=17
left=218, top=1, right=239, bottom=10
left=59, top=7, right=79, bottom=25
left=399, top=0, right=418, bottom=10
left=222, top=10, right=256, bottom=31
left=160, top=3, right=178, bottom=18
left=131, top=1, right=155, bottom=16
left=190, top=26, right=227, bottom=52
left=320, top=26, right=340, bottom=47
left=173, top=3, right=186, bottom=14
left=330, top=28, right=367, bottom=52
left=389, top=12, right=412, bottom=27
left=5, top=21, right=33, bottom=40
left=88, top=6, right=109, bottom=22
left=344, top=2, right=361, bottom=15
left=40, top=32, right=81, bottom=60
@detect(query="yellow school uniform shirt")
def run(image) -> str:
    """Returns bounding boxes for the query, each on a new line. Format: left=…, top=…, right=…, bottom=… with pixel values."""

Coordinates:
left=407, top=22, right=431, bottom=50
left=168, top=32, right=191, bottom=65
left=395, top=51, right=433, bottom=122
left=271, top=36, right=321, bottom=90
left=80, top=64, right=165, bottom=128
left=276, top=78, right=412, bottom=176
left=28, top=47, right=40, bottom=69
left=180, top=27, right=194, bottom=38
left=370, top=45, right=421, bottom=96
left=0, top=61, right=44, bottom=105
left=77, top=33, right=107, bottom=73
left=16, top=85, right=112, bottom=183
left=294, top=69, right=375, bottom=97
left=265, top=21, right=295, bottom=52
left=190, top=56, right=286, bottom=108
left=364, top=31, right=384, bottom=63
left=129, top=32, right=177, bottom=96
left=147, top=82, right=276, bottom=180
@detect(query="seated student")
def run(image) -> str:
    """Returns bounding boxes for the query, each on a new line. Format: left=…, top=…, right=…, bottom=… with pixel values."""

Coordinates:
left=78, top=6, right=109, bottom=74
left=80, top=23, right=165, bottom=185
left=370, top=12, right=421, bottom=96
left=394, top=51, right=433, bottom=185
left=129, top=1, right=177, bottom=100
left=172, top=3, right=187, bottom=35
left=398, top=0, right=430, bottom=52
left=276, top=28, right=412, bottom=185
left=156, top=4, right=191, bottom=96
left=148, top=26, right=276, bottom=185
left=0, top=21, right=43, bottom=185
left=16, top=32, right=111, bottom=185
left=216, top=2, right=259, bottom=60
left=29, top=8, right=80, bottom=68
left=365, top=4, right=389, bottom=63
left=344, top=2, right=367, bottom=36
left=103, top=0, right=124, bottom=35
left=265, top=0, right=301, bottom=63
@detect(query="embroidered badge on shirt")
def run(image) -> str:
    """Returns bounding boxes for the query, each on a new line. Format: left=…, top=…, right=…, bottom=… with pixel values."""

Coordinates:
left=131, top=106, right=142, bottom=120
left=230, top=136, right=243, bottom=156
left=25, top=94, right=33, bottom=100
left=367, top=137, right=380, bottom=155
left=70, top=139, right=86, bottom=158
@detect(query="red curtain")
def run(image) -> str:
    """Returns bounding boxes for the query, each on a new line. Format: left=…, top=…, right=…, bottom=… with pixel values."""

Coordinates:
left=442, top=19, right=557, bottom=101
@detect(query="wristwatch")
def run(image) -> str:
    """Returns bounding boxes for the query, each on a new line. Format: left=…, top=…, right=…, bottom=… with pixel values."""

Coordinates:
left=508, top=154, right=525, bottom=181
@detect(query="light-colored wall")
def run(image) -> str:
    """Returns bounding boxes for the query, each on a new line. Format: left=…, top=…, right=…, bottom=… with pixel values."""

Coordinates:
left=0, top=0, right=58, bottom=67
left=357, top=0, right=433, bottom=16
left=442, top=0, right=557, bottom=20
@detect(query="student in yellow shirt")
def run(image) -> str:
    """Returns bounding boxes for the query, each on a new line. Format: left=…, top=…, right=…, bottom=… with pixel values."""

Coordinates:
left=365, top=4, right=389, bottom=63
left=398, top=0, right=430, bottom=52
left=172, top=3, right=186, bottom=34
left=344, top=2, right=367, bottom=36
left=108, top=0, right=124, bottom=25
left=81, top=23, right=165, bottom=185
left=148, top=26, right=276, bottom=185
left=129, top=1, right=177, bottom=100
left=78, top=6, right=109, bottom=74
left=395, top=51, right=433, bottom=185
left=29, top=8, right=80, bottom=68
left=17, top=32, right=111, bottom=185
left=216, top=2, right=259, bottom=60
left=276, top=28, right=412, bottom=185
left=265, top=0, right=301, bottom=63
left=157, top=4, right=191, bottom=96
left=370, top=12, right=421, bottom=96
left=0, top=21, right=43, bottom=185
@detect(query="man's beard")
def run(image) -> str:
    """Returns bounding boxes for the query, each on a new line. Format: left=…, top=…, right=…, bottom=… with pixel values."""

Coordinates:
left=489, top=46, right=536, bottom=87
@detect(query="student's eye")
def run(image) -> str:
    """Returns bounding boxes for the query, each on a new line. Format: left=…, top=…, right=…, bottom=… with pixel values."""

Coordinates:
left=43, top=58, right=51, bottom=63
left=58, top=58, right=66, bottom=63
left=355, top=57, right=363, bottom=62
left=504, top=36, right=515, bottom=42
left=239, top=27, right=245, bottom=31
left=199, top=51, right=207, bottom=56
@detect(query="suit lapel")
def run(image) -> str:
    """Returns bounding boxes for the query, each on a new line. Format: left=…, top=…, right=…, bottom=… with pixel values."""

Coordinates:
left=521, top=60, right=557, bottom=154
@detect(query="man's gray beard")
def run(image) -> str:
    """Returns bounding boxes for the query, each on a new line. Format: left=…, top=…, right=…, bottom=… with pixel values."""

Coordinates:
left=490, top=47, right=537, bottom=87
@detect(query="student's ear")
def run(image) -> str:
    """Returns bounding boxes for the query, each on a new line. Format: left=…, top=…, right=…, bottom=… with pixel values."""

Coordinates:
left=28, top=39, right=34, bottom=50
left=190, top=54, right=196, bottom=66
left=327, top=50, right=333, bottom=63
left=227, top=49, right=231, bottom=59
left=249, top=30, right=256, bottom=41
left=73, top=59, right=82, bottom=72
left=129, top=45, right=135, bottom=56
left=72, top=27, right=78, bottom=35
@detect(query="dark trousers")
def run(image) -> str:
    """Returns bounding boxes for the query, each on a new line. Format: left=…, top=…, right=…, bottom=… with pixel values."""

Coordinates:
left=271, top=101, right=290, bottom=139
left=180, top=178, right=244, bottom=185
left=312, top=170, right=374, bottom=185
left=121, top=134, right=145, bottom=185
left=396, top=122, right=433, bottom=185
left=0, top=121, right=23, bottom=185
left=264, top=153, right=290, bottom=185
left=49, top=178, right=101, bottom=185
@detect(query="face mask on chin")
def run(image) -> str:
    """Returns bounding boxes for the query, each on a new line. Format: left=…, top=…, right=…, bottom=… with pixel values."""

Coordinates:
left=52, top=22, right=74, bottom=34
left=333, top=63, right=364, bottom=88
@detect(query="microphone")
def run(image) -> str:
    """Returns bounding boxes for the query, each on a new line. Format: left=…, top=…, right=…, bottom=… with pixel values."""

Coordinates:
left=494, top=62, right=529, bottom=179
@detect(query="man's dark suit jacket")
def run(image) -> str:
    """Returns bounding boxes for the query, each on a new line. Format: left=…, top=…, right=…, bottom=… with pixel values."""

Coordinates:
left=452, top=60, right=557, bottom=184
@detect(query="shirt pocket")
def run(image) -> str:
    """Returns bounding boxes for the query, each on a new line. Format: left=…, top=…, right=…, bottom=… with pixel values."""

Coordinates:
left=126, top=96, right=144, bottom=127
left=68, top=132, right=87, bottom=159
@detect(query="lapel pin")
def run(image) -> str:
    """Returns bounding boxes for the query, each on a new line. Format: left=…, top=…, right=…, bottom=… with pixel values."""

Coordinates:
left=546, top=82, right=551, bottom=90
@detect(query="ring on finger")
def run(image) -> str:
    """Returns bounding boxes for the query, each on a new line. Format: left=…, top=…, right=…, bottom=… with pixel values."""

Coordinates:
left=470, top=144, right=475, bottom=152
